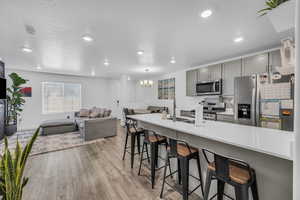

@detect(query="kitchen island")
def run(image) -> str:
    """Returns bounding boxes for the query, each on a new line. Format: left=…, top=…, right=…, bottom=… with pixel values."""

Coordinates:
left=129, top=113, right=294, bottom=200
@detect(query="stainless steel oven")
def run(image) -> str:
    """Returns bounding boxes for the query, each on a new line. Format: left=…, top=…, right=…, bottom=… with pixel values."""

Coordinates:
left=196, top=79, right=222, bottom=96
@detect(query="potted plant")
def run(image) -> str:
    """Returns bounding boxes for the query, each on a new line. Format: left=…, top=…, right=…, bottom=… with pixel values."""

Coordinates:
left=5, top=73, right=28, bottom=136
left=258, top=0, right=295, bottom=32
left=0, top=128, right=39, bottom=200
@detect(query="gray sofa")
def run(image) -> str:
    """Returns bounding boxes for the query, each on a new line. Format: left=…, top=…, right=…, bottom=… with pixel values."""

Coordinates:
left=76, top=117, right=117, bottom=141
left=40, top=107, right=117, bottom=141
left=74, top=108, right=117, bottom=141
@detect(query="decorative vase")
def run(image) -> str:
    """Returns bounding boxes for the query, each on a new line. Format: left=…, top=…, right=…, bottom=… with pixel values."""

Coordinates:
left=5, top=124, right=17, bottom=136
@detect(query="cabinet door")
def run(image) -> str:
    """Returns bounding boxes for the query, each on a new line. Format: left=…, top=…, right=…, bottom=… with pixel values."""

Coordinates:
left=222, top=59, right=242, bottom=96
left=186, top=69, right=198, bottom=96
left=208, top=64, right=222, bottom=81
left=197, top=67, right=210, bottom=82
left=242, top=53, right=268, bottom=76
left=269, top=50, right=282, bottom=72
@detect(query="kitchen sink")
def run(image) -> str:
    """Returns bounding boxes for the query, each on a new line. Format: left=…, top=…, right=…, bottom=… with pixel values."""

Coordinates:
left=167, top=117, right=195, bottom=124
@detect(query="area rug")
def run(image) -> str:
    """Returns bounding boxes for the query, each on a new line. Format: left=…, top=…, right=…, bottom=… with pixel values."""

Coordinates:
left=0, top=130, right=105, bottom=156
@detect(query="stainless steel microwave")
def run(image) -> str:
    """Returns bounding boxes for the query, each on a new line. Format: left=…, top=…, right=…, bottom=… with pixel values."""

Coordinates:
left=196, top=79, right=222, bottom=96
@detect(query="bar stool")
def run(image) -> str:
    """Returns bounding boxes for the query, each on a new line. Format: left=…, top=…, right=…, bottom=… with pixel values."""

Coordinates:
left=122, top=108, right=145, bottom=168
left=160, top=139, right=204, bottom=200
left=202, top=149, right=259, bottom=200
left=138, top=130, right=171, bottom=188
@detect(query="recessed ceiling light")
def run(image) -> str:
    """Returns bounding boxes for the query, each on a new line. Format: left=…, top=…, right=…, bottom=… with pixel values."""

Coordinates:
left=91, top=71, right=95, bottom=76
left=36, top=66, right=42, bottom=70
left=82, top=35, right=94, bottom=42
left=21, top=46, right=33, bottom=53
left=234, top=37, right=244, bottom=43
left=127, top=76, right=131, bottom=81
left=200, top=9, right=213, bottom=18
left=170, top=57, right=176, bottom=64
left=104, top=59, right=110, bottom=66
left=137, top=50, right=144, bottom=55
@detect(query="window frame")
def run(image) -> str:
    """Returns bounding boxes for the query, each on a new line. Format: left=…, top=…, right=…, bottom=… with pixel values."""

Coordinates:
left=42, top=81, right=82, bottom=114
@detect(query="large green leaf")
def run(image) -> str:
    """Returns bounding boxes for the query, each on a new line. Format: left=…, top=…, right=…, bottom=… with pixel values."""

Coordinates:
left=258, top=0, right=290, bottom=16
left=8, top=73, right=28, bottom=88
left=0, top=128, right=39, bottom=200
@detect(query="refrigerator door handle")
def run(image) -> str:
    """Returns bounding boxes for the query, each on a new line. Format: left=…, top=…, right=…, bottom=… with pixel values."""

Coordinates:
left=252, top=87, right=256, bottom=126
left=256, top=86, right=261, bottom=127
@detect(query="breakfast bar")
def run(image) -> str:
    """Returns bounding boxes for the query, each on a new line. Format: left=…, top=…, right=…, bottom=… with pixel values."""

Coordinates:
left=129, top=113, right=294, bottom=200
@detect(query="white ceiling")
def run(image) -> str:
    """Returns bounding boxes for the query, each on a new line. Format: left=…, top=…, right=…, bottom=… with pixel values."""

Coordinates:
left=0, top=0, right=294, bottom=78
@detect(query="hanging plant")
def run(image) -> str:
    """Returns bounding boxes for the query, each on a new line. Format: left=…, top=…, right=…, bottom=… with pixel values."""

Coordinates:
left=258, top=0, right=290, bottom=16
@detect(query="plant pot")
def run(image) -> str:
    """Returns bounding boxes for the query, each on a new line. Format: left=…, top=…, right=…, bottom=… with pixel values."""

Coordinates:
left=267, top=0, right=295, bottom=33
left=5, top=124, right=17, bottom=136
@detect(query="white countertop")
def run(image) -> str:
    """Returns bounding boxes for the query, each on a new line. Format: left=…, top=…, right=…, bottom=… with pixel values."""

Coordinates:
left=129, top=113, right=294, bottom=161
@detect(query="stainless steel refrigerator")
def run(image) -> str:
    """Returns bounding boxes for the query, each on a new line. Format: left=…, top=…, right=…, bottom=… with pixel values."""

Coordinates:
left=234, top=74, right=294, bottom=130
left=234, top=75, right=261, bottom=126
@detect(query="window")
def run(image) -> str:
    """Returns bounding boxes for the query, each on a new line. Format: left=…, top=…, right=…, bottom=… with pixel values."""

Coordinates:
left=42, top=82, right=81, bottom=114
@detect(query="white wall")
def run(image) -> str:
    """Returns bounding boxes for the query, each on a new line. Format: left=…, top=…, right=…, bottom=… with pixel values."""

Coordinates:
left=6, top=69, right=115, bottom=130
left=293, top=0, right=299, bottom=199
left=134, top=69, right=206, bottom=114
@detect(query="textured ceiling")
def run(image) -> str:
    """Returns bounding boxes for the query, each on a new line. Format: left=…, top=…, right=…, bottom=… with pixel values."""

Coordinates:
left=0, top=0, right=294, bottom=78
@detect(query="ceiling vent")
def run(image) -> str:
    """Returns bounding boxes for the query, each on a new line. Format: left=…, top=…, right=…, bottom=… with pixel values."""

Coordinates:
left=25, top=24, right=36, bottom=35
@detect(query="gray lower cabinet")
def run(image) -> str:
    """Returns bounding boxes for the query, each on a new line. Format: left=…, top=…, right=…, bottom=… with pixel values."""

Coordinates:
left=217, top=114, right=235, bottom=123
left=242, top=53, right=268, bottom=76
left=269, top=50, right=282, bottom=72
left=222, top=59, right=242, bottom=96
left=186, top=69, right=198, bottom=96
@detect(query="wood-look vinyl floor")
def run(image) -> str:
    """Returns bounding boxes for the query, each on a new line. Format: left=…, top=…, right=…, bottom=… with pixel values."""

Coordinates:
left=23, top=124, right=201, bottom=200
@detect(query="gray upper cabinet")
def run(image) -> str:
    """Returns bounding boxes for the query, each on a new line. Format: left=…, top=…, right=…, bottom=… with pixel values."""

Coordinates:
left=186, top=69, right=198, bottom=96
left=242, top=53, right=268, bottom=76
left=269, top=50, right=282, bottom=72
left=197, top=64, right=221, bottom=82
left=197, top=67, right=210, bottom=82
left=186, top=51, right=281, bottom=97
left=209, top=64, right=222, bottom=81
left=222, top=59, right=242, bottom=96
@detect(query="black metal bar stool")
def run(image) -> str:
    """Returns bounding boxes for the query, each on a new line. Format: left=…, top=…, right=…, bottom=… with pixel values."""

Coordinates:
left=202, top=149, right=259, bottom=200
left=138, top=130, right=171, bottom=188
left=160, top=139, right=204, bottom=200
left=122, top=108, right=145, bottom=168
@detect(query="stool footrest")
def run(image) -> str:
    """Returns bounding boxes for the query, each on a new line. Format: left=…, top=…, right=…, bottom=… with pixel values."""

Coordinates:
left=163, top=171, right=203, bottom=197
left=209, top=193, right=234, bottom=200
left=125, top=150, right=140, bottom=156
left=140, top=163, right=165, bottom=171
left=163, top=179, right=202, bottom=197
